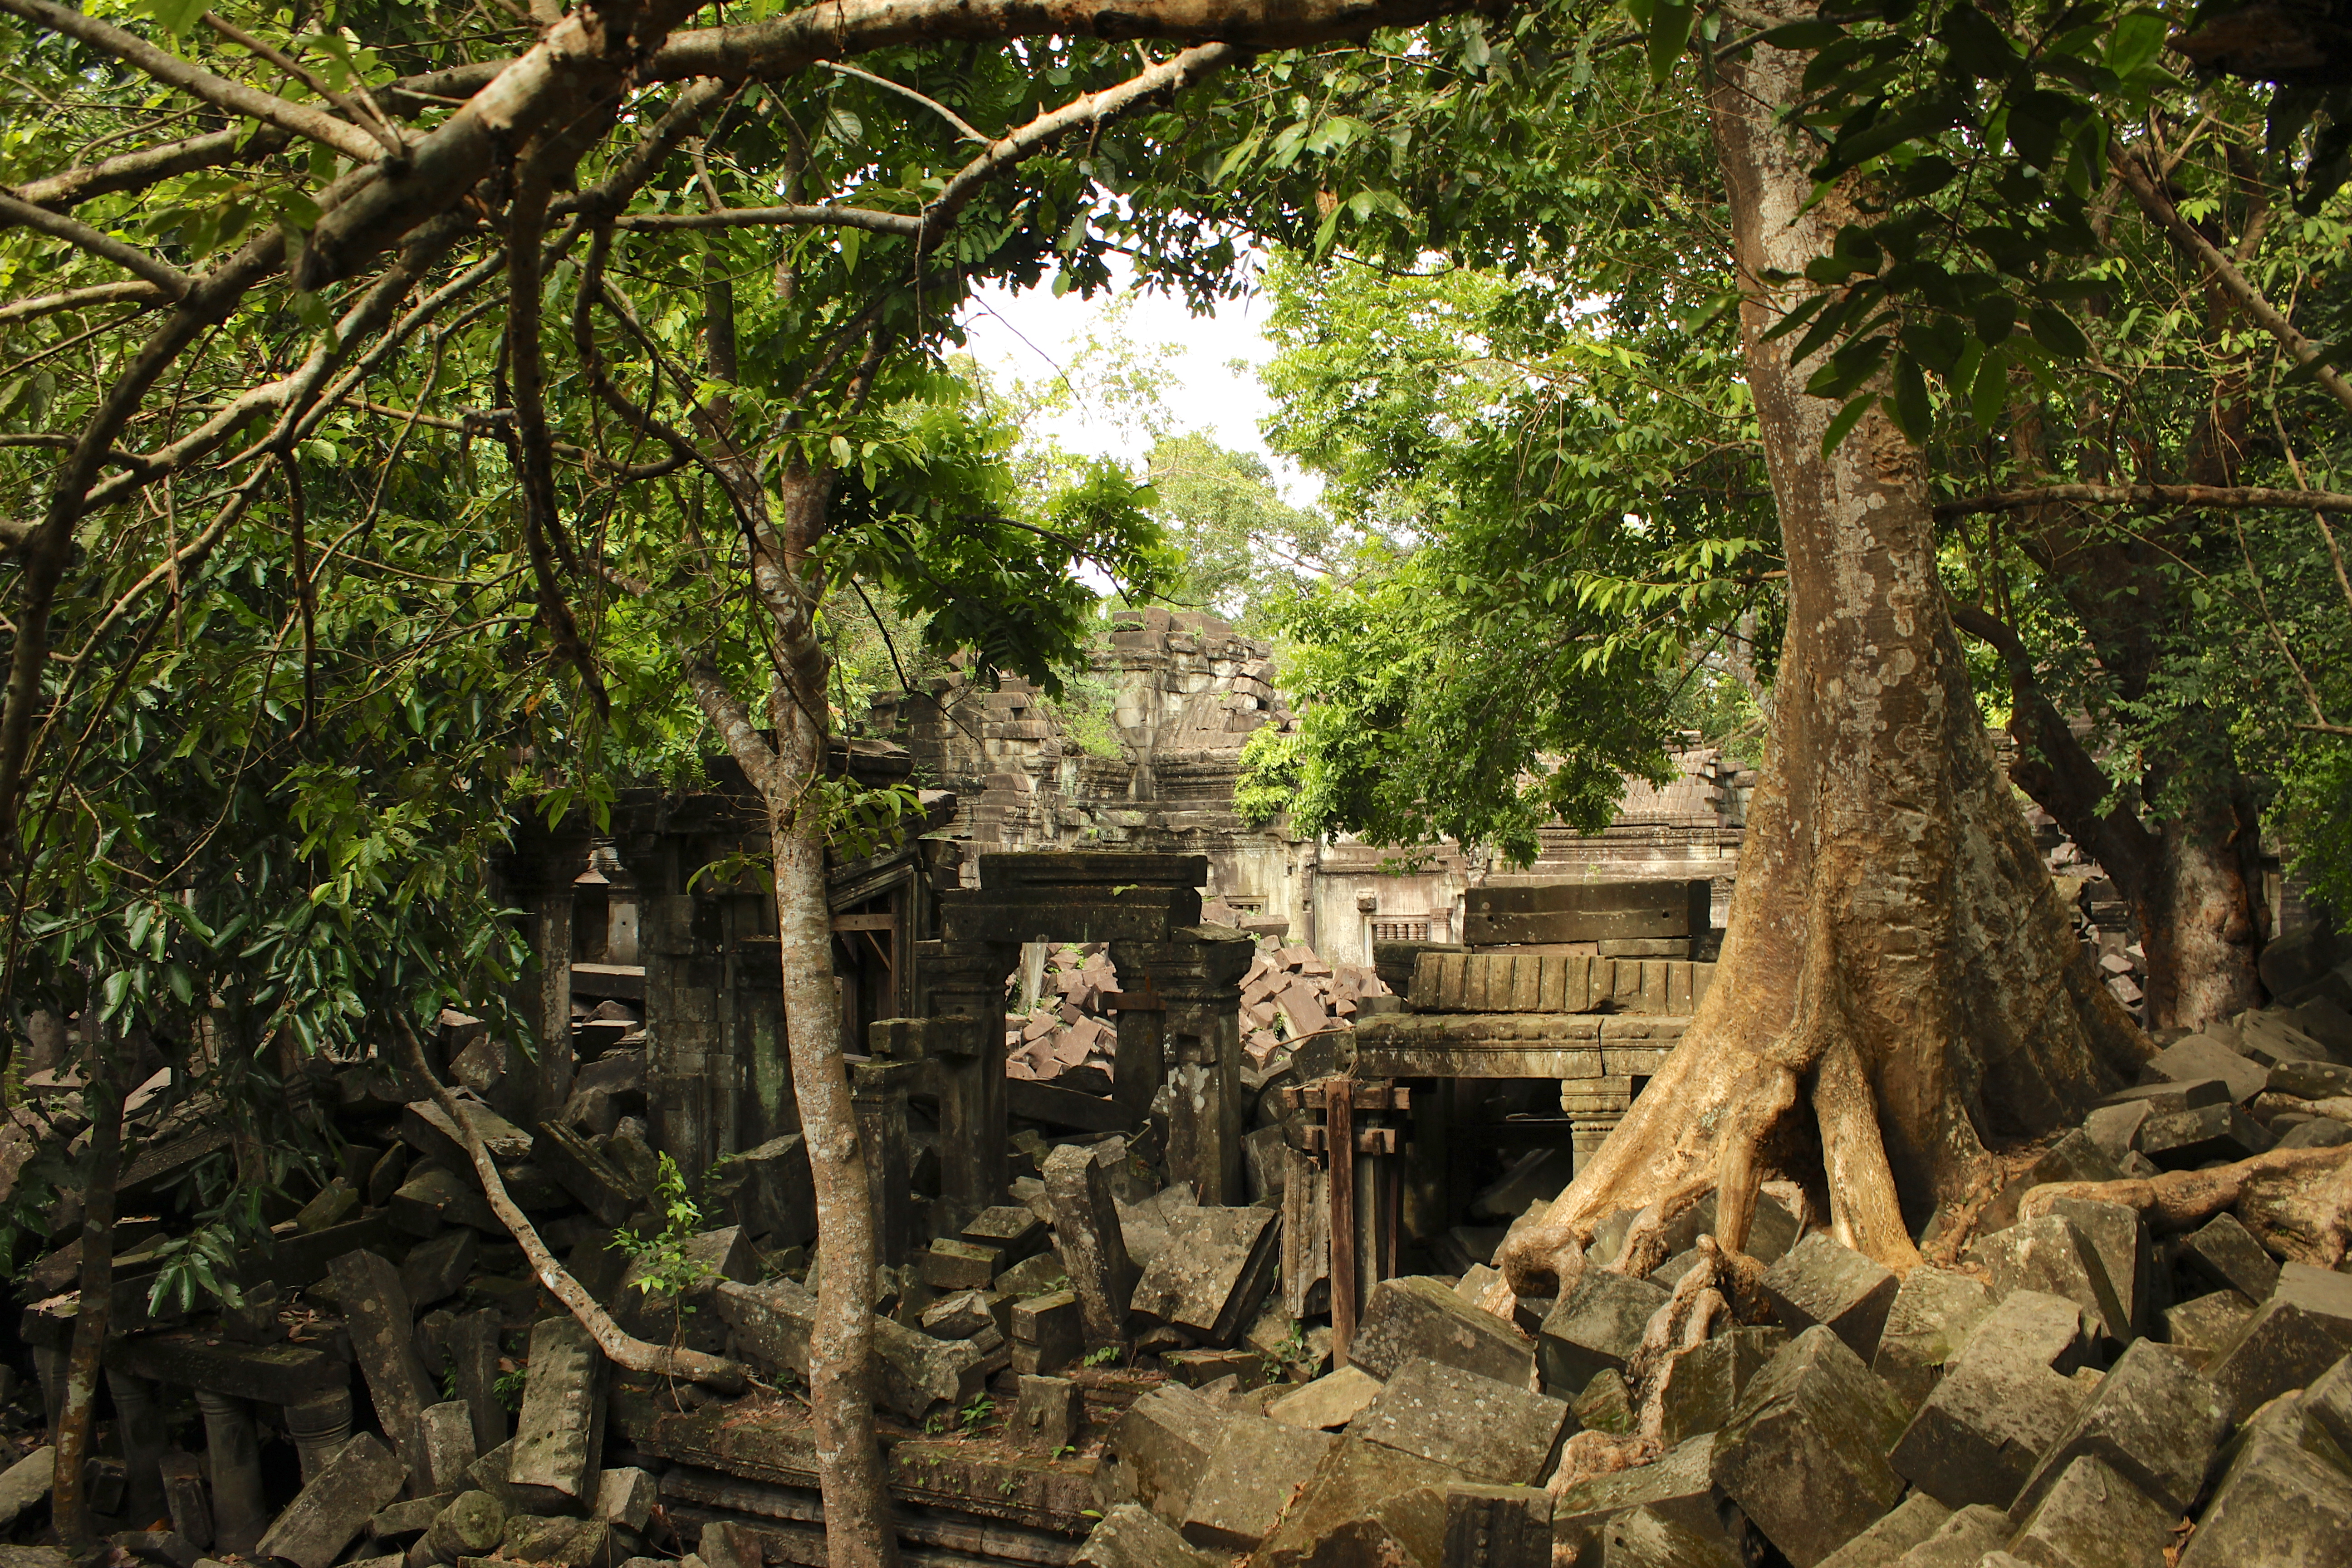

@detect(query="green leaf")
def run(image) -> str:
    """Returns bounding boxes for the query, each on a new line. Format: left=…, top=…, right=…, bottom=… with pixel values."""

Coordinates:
left=2107, top=11, right=2168, bottom=77
left=142, top=0, right=207, bottom=39
left=1970, top=341, right=2011, bottom=427
left=1760, top=19, right=1845, bottom=50
left=1648, top=0, right=1696, bottom=85
left=2026, top=304, right=2089, bottom=361
left=1820, top=392, right=1875, bottom=457
left=1889, top=354, right=1931, bottom=440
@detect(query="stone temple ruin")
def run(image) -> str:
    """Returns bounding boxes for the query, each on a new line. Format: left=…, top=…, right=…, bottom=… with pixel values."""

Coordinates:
left=3, top=619, right=2350, bottom=1568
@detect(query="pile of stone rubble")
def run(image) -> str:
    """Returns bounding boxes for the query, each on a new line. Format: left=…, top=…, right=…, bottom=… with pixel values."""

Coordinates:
left=5, top=964, right=2351, bottom=1568
left=1004, top=934, right=1387, bottom=1088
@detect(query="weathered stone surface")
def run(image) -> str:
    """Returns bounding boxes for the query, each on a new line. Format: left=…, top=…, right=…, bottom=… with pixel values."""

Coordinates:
left=402, top=1100, right=532, bottom=1166
left=702, top=1132, right=814, bottom=1248
left=1658, top=1189, right=1801, bottom=1265
left=158, top=1452, right=211, bottom=1549
left=1350, top=1274, right=1537, bottom=1387
left=366, top=1494, right=448, bottom=1541
left=2178, top=1388, right=2352, bottom=1568
left=0, top=1447, right=53, bottom=1532
left=1872, top=1267, right=1996, bottom=1412
left=2180, top=1211, right=2282, bottom=1303
left=1128, top=1206, right=1277, bottom=1348
left=2140, top=1102, right=2274, bottom=1168
left=1886, top=1504, right=2007, bottom=1568
left=1109, top=1382, right=1231, bottom=1522
left=1554, top=1435, right=1735, bottom=1567
left=417, top=1491, right=507, bottom=1567
left=2277, top=1117, right=2352, bottom=1149
left=922, top=1237, right=1002, bottom=1293
left=108, top=1531, right=201, bottom=1568
left=1071, top=1503, right=1218, bottom=1568
left=694, top=1520, right=760, bottom=1568
left=507, top=1315, right=607, bottom=1509
left=1708, top=1326, right=1910, bottom=1567
left=418, top=1401, right=477, bottom=1496
left=874, top=1315, right=989, bottom=1421
left=1266, top=1365, right=1382, bottom=1431
left=2308, top=1350, right=2352, bottom=1455
left=1762, top=1236, right=1901, bottom=1363
left=2082, top=1102, right=2150, bottom=1165
left=713, top=1276, right=814, bottom=1376
left=501, top=1516, right=611, bottom=1568
left=921, top=1288, right=1009, bottom=1341
left=2141, top=1035, right=2267, bottom=1103
left=328, top=1251, right=436, bottom=1480
left=614, top=1226, right=754, bottom=1355
left=1812, top=1493, right=1949, bottom=1568
left=2205, top=1262, right=2352, bottom=1421
left=446, top=1309, right=506, bottom=1456
left=2048, top=1197, right=2151, bottom=1337
left=1009, top=1289, right=1082, bottom=1379
left=2006, top=1338, right=2231, bottom=1521
left=255, top=1434, right=408, bottom=1568
left=1249, top=1435, right=1457, bottom=1568
left=1964, top=1215, right=2132, bottom=1345
left=1661, top=1326, right=1787, bottom=1447
left=594, top=1469, right=655, bottom=1533
left=1601, top=1503, right=1748, bottom=1568
left=2162, top=1289, right=2257, bottom=1358
left=1178, top=1416, right=1334, bottom=1549
left=1016, top=1375, right=1082, bottom=1455
left=1982, top=1131, right=2125, bottom=1232
left=1440, top=1483, right=1551, bottom=1568
left=1044, top=1141, right=1137, bottom=1348
left=1888, top=1290, right=2094, bottom=1511
left=2271, top=1057, right=2352, bottom=1101
left=1348, top=1357, right=1569, bottom=1485
left=1538, top=1270, right=1670, bottom=1396
left=1572, top=1367, right=1635, bottom=1435
left=2006, top=1455, right=2171, bottom=1568
left=400, top=1230, right=478, bottom=1311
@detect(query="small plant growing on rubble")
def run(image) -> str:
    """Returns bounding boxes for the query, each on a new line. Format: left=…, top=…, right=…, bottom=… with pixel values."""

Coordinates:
left=1083, top=1344, right=1122, bottom=1367
left=145, top=1223, right=248, bottom=1315
left=608, top=1153, right=717, bottom=1301
left=959, top=1394, right=994, bottom=1435
left=494, top=1364, right=529, bottom=1411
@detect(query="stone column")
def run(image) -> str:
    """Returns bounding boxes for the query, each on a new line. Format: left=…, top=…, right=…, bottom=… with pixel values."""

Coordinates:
left=284, top=1388, right=353, bottom=1481
left=644, top=892, right=722, bottom=1175
left=1156, top=927, right=1254, bottom=1207
left=851, top=1059, right=922, bottom=1267
left=1106, top=940, right=1167, bottom=1129
left=915, top=939, right=1018, bottom=1234
left=105, top=1368, right=168, bottom=1522
left=193, top=1392, right=267, bottom=1555
left=523, top=891, right=576, bottom=1120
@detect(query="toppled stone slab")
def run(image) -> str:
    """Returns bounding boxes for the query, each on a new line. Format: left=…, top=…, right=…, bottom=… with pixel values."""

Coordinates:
left=1127, top=1206, right=1277, bottom=1348
left=507, top=1316, right=607, bottom=1510
left=1872, top=1267, right=1995, bottom=1412
left=1964, top=1215, right=2131, bottom=1346
left=1178, top=1416, right=1334, bottom=1550
left=419, top=1491, right=507, bottom=1567
left=1982, top=1131, right=2124, bottom=1232
left=1349, top=1357, right=1570, bottom=1485
left=1539, top=1269, right=1670, bottom=1396
left=1248, top=1435, right=1456, bottom=1568
left=1009, top=1290, right=1082, bottom=1378
left=1554, top=1434, right=1737, bottom=1567
left=2162, top=1289, right=2257, bottom=1359
left=2141, top=1035, right=2267, bottom=1104
left=2048, top=1196, right=2151, bottom=1337
left=1600, top=1503, right=1748, bottom=1568
left=1441, top=1484, right=1551, bottom=1568
left=2006, top=1338, right=2230, bottom=1520
left=1350, top=1274, right=1536, bottom=1386
left=1661, top=1326, right=1786, bottom=1447
left=1710, top=1326, right=1911, bottom=1567
left=2006, top=1454, right=2171, bottom=1568
left=254, top=1434, right=408, bottom=1568
left=501, top=1515, right=612, bottom=1568
left=875, top=1315, right=990, bottom=1421
left=1573, top=1367, right=1635, bottom=1435
left=0, top=1448, right=53, bottom=1532
left=1043, top=1141, right=1137, bottom=1348
left=401, top=1230, right=477, bottom=1311
left=1659, top=1188, right=1802, bottom=1265
left=1108, top=1382, right=1230, bottom=1521
left=1071, top=1504, right=1217, bottom=1568
left=2205, top=1261, right=2352, bottom=1421
left=1889, top=1290, right=2094, bottom=1511
left=1763, top=1235, right=1901, bottom=1362
left=1267, top=1365, right=1383, bottom=1431
left=328, top=1251, right=436, bottom=1481
left=1813, top=1493, right=1949, bottom=1568
left=2179, top=1388, right=2352, bottom=1568
left=2140, top=1102, right=2274, bottom=1168
left=595, top=1469, right=655, bottom=1533
left=1887, top=1504, right=2007, bottom=1568
left=2179, top=1211, right=2282, bottom=1303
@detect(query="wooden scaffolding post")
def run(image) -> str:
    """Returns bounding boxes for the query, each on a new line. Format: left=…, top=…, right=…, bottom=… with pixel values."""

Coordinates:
left=1284, top=1076, right=1409, bottom=1369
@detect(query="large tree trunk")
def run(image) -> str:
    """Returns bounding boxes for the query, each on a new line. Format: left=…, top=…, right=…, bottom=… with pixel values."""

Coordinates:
left=2141, top=784, right=2267, bottom=1028
left=1498, top=9, right=2149, bottom=1298
left=54, top=1050, right=120, bottom=1550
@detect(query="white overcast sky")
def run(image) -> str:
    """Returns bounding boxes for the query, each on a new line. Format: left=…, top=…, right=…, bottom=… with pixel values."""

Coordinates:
left=953, top=258, right=1320, bottom=503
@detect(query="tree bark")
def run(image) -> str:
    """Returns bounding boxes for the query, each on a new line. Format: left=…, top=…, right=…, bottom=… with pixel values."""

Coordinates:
left=54, top=1050, right=121, bottom=1549
left=1496, top=5, right=2149, bottom=1301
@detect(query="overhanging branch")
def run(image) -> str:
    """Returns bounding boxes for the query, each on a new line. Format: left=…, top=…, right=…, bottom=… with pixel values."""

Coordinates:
left=1934, top=482, right=2352, bottom=517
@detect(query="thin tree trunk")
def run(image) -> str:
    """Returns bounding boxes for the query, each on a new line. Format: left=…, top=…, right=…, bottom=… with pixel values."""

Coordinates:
left=1496, top=4, right=2148, bottom=1302
left=54, top=1049, right=121, bottom=1549
left=2141, top=787, right=2267, bottom=1029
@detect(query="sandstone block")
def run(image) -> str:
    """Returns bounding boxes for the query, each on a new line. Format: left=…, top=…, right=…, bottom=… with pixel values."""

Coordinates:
left=2178, top=1211, right=2281, bottom=1303
left=1248, top=1434, right=1457, bottom=1568
left=2006, top=1455, right=2171, bottom=1568
left=2205, top=1261, right=2352, bottom=1421
left=1554, top=1434, right=1735, bottom=1567
left=1661, top=1326, right=1786, bottom=1447
left=1350, top=1274, right=1536, bottom=1386
left=1348, top=1357, right=1570, bottom=1485
left=2179, top=1388, right=2352, bottom=1568
left=1762, top=1235, right=1900, bottom=1362
left=1888, top=1290, right=2094, bottom=1510
left=1440, top=1484, right=1551, bottom=1568
left=1107, top=1382, right=1230, bottom=1522
left=1127, top=1207, right=1278, bottom=1348
left=255, top=1434, right=408, bottom=1568
left=1538, top=1269, right=1670, bottom=1396
left=1812, top=1493, right=1949, bottom=1568
left=1071, top=1504, right=1217, bottom=1568
left=1709, top=1326, right=1910, bottom=1567
left=2005, top=1338, right=2230, bottom=1520
left=1178, top=1416, right=1334, bottom=1550
left=1964, top=1215, right=2132, bottom=1346
left=1872, top=1267, right=1995, bottom=1412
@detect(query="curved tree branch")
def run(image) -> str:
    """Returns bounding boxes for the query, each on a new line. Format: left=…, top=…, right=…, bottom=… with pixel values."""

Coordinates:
left=0, top=191, right=191, bottom=298
left=1934, top=481, right=2352, bottom=516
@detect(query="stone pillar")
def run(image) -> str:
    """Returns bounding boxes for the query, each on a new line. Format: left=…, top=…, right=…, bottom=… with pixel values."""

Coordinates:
left=193, top=1391, right=267, bottom=1555
left=644, top=893, right=723, bottom=1176
left=852, top=1059, right=923, bottom=1267
left=916, top=939, right=1018, bottom=1235
left=522, top=891, right=576, bottom=1120
left=105, top=1368, right=168, bottom=1522
left=284, top=1388, right=353, bottom=1482
left=1157, top=926, right=1254, bottom=1207
left=1106, top=940, right=1168, bottom=1128
left=734, top=930, right=795, bottom=1146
